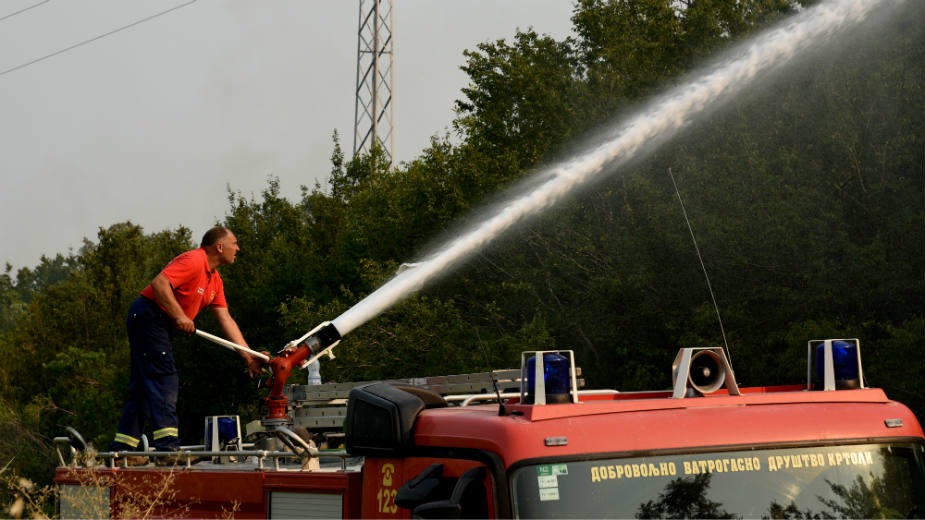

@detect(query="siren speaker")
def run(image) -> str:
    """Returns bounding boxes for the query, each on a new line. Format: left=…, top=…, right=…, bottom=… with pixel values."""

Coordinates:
left=688, top=350, right=725, bottom=394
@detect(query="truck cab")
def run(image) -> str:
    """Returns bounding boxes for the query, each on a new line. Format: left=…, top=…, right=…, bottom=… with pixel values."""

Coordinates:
left=348, top=345, right=924, bottom=518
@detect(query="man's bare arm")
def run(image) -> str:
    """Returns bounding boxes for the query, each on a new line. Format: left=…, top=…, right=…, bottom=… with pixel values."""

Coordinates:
left=212, top=306, right=263, bottom=377
left=150, top=273, right=195, bottom=333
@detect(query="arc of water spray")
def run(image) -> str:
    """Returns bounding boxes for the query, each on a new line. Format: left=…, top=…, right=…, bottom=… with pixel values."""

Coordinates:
left=328, top=0, right=890, bottom=338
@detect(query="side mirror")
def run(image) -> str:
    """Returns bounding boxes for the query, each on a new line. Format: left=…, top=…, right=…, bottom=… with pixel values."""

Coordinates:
left=345, top=383, right=425, bottom=455
left=412, top=466, right=487, bottom=519
left=395, top=463, right=445, bottom=511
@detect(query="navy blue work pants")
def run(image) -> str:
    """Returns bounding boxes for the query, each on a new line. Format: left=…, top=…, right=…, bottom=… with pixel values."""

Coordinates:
left=110, top=296, right=181, bottom=451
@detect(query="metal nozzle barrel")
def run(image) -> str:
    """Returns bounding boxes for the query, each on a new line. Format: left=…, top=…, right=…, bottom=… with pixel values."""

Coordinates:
left=304, top=322, right=342, bottom=355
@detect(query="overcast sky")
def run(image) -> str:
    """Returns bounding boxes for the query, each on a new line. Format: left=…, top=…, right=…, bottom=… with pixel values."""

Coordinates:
left=0, top=0, right=575, bottom=271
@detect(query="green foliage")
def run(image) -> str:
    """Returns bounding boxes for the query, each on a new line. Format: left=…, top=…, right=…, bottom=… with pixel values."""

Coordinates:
left=572, top=0, right=798, bottom=120
left=456, top=29, right=584, bottom=172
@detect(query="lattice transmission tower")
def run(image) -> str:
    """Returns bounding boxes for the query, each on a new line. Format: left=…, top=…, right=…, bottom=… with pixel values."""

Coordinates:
left=354, top=0, right=394, bottom=170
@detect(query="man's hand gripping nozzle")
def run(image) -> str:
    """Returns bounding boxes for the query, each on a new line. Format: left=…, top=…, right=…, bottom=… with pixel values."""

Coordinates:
left=264, top=322, right=342, bottom=422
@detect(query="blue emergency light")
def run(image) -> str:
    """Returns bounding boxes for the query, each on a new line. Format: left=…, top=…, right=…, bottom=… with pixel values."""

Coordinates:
left=204, top=415, right=241, bottom=450
left=522, top=351, right=575, bottom=404
left=808, top=339, right=864, bottom=390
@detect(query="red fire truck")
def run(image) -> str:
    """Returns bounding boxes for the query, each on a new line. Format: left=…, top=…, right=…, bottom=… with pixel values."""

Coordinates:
left=55, top=339, right=924, bottom=518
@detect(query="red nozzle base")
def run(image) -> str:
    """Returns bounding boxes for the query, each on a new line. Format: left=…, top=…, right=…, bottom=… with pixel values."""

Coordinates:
left=262, top=344, right=306, bottom=421
left=265, top=395, right=290, bottom=421
left=261, top=323, right=342, bottom=422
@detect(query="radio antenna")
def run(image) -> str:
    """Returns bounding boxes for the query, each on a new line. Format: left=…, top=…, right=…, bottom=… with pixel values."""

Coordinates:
left=667, top=168, right=731, bottom=360
left=475, top=328, right=506, bottom=416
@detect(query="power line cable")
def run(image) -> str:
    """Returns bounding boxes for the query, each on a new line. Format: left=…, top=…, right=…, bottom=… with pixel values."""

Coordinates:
left=0, top=0, right=50, bottom=23
left=0, top=0, right=197, bottom=78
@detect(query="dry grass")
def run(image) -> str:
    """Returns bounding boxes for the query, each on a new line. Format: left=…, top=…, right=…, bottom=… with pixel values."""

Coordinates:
left=3, top=463, right=207, bottom=519
left=220, top=500, right=242, bottom=520
left=107, top=467, right=194, bottom=519
left=3, top=474, right=56, bottom=519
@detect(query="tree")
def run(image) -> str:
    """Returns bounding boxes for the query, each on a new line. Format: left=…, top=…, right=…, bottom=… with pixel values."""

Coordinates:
left=636, top=473, right=736, bottom=519
left=456, top=29, right=584, bottom=177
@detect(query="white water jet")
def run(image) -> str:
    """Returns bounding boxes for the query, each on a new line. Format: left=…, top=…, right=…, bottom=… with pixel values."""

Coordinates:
left=332, top=0, right=892, bottom=337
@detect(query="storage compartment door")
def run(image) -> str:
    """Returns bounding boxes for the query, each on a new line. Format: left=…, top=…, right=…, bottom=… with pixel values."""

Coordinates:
left=269, top=491, right=342, bottom=519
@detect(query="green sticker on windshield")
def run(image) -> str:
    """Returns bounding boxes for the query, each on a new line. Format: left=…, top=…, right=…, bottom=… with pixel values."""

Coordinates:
left=537, top=463, right=568, bottom=477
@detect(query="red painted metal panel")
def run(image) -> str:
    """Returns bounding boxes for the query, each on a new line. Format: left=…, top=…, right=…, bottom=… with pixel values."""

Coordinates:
left=55, top=466, right=363, bottom=518
left=56, top=467, right=269, bottom=518
left=411, top=389, right=924, bottom=468
left=361, top=457, right=406, bottom=518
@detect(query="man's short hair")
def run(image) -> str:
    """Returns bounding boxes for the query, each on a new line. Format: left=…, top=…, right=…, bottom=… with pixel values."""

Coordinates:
left=201, top=226, right=230, bottom=248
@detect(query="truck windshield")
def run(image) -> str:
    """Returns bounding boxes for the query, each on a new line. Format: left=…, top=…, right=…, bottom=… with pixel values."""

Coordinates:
left=511, top=442, right=925, bottom=519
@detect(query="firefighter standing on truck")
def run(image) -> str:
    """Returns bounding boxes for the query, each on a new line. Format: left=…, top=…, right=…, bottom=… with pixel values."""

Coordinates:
left=109, top=226, right=262, bottom=464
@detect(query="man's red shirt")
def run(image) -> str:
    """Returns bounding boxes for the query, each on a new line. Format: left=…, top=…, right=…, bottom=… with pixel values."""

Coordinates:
left=141, top=248, right=227, bottom=320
